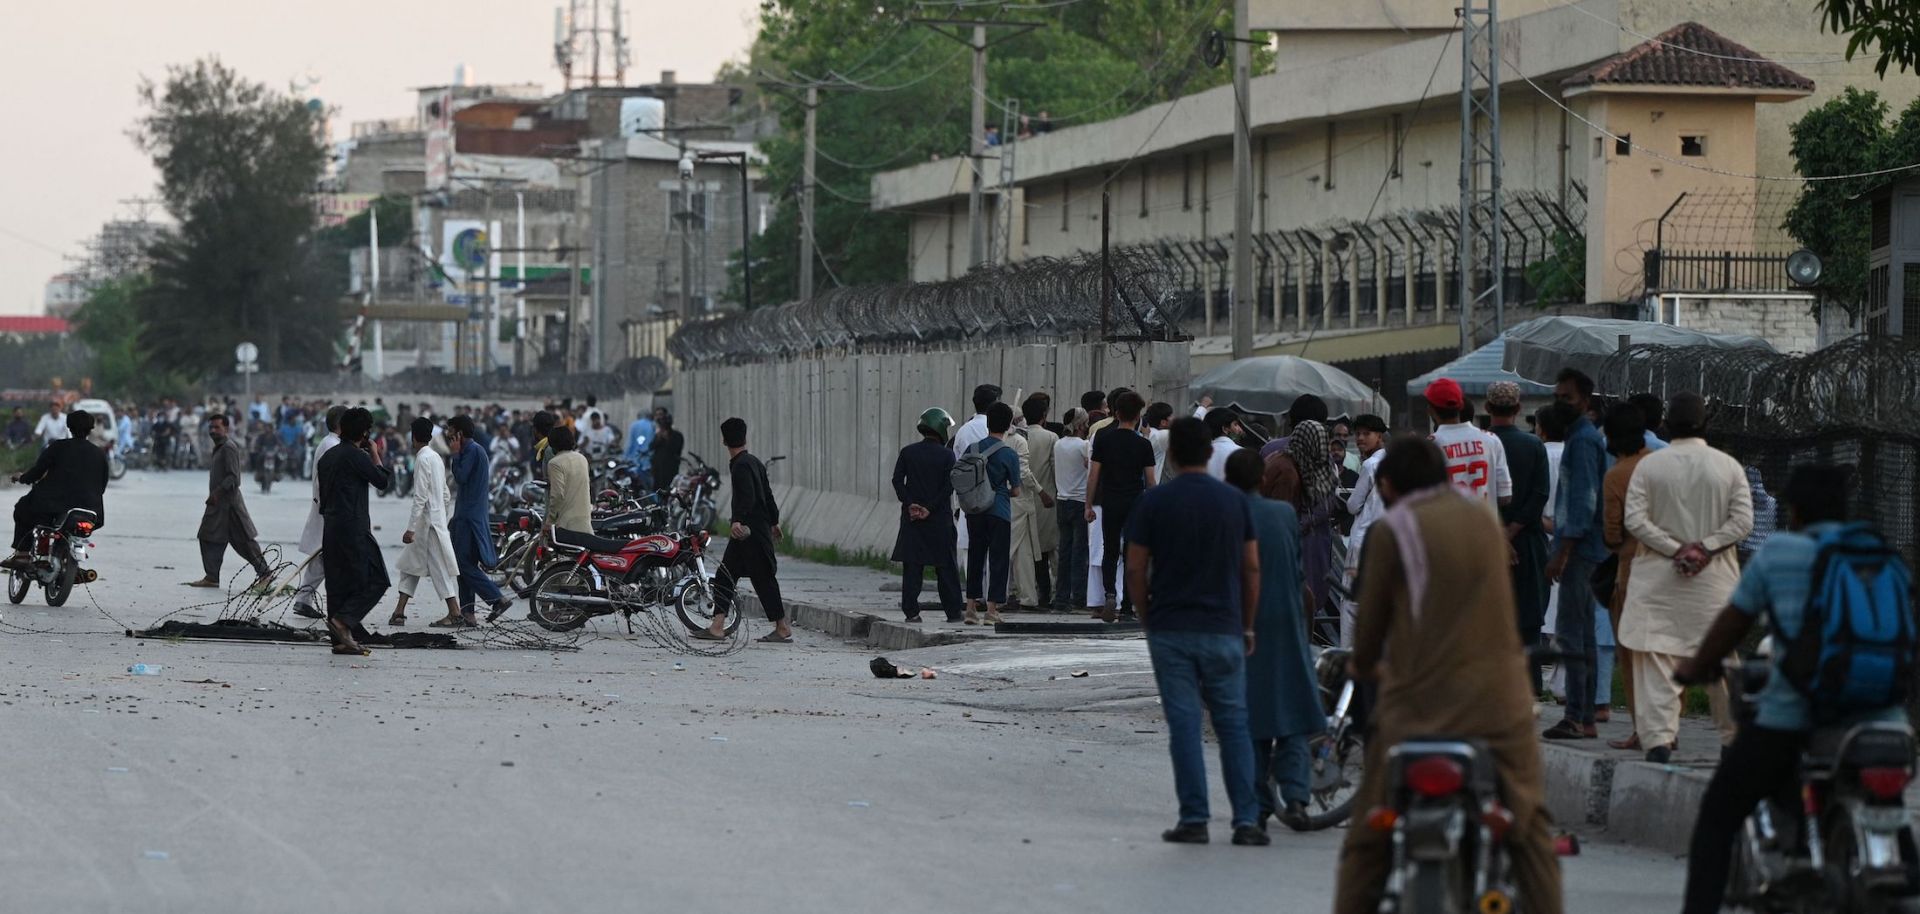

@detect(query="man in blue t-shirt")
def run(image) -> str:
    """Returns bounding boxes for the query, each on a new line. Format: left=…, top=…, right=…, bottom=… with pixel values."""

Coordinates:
left=962, top=403, right=1023, bottom=625
left=1673, top=465, right=1907, bottom=914
left=1124, top=416, right=1265, bottom=847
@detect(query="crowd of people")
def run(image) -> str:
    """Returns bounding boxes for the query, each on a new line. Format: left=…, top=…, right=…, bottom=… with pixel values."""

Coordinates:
left=886, top=370, right=1903, bottom=913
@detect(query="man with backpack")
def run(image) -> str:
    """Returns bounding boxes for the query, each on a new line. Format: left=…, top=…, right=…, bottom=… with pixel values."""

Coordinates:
left=1674, top=464, right=1912, bottom=914
left=955, top=403, right=1023, bottom=625
left=1619, top=392, right=1752, bottom=762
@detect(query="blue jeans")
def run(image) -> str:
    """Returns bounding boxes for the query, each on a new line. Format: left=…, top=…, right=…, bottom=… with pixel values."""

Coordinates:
left=1054, top=500, right=1087, bottom=610
left=1147, top=631, right=1259, bottom=828
left=1554, top=553, right=1600, bottom=726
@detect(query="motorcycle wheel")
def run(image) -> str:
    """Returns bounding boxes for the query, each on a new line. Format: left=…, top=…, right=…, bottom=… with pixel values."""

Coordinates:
left=44, top=563, right=75, bottom=608
left=108, top=456, right=127, bottom=481
left=674, top=574, right=740, bottom=637
left=527, top=564, right=596, bottom=633
left=1302, top=729, right=1366, bottom=830
left=6, top=570, right=26, bottom=605
left=259, top=475, right=273, bottom=494
left=1402, top=860, right=1467, bottom=914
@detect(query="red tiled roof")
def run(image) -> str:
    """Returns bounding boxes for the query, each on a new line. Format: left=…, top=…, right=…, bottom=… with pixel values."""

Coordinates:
left=1562, top=22, right=1815, bottom=93
left=0, top=316, right=71, bottom=334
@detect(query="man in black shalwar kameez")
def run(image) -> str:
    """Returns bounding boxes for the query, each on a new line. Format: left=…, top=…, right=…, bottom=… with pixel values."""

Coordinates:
left=316, top=408, right=392, bottom=654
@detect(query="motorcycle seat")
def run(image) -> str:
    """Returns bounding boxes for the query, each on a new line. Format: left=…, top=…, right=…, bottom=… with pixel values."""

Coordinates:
left=552, top=527, right=630, bottom=556
left=1805, top=722, right=1916, bottom=772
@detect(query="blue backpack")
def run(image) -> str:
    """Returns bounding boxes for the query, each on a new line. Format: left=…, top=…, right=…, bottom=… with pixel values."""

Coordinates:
left=1778, top=523, right=1916, bottom=723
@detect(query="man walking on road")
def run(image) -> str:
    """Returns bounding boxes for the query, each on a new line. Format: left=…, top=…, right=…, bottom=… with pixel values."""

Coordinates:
left=1126, top=417, right=1266, bottom=847
left=389, top=417, right=461, bottom=628
left=293, top=405, right=345, bottom=618
left=701, top=418, right=791, bottom=644
left=316, top=407, right=393, bottom=655
left=1621, top=392, right=1751, bottom=762
left=186, top=414, right=273, bottom=591
left=445, top=416, right=512, bottom=624
left=1487, top=381, right=1551, bottom=693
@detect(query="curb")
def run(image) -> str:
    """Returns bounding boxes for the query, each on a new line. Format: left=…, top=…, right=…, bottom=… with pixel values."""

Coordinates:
left=737, top=595, right=985, bottom=650
left=1539, top=743, right=1709, bottom=855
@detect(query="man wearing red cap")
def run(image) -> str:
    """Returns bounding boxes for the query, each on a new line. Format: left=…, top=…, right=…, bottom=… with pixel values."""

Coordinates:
left=1425, top=378, right=1511, bottom=508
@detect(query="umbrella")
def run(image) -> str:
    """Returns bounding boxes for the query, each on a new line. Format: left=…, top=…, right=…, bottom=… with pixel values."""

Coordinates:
left=1190, top=355, right=1390, bottom=422
left=1500, top=316, right=1776, bottom=389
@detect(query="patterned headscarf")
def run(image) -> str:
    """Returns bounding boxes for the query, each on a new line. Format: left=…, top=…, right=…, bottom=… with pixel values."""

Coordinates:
left=1287, top=420, right=1335, bottom=506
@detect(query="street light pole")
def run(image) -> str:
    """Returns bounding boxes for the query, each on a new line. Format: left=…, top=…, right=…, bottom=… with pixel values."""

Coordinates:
left=1230, top=0, right=1255, bottom=361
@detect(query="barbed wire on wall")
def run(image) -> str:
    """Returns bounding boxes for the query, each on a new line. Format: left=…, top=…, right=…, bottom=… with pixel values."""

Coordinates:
left=669, top=248, right=1195, bottom=365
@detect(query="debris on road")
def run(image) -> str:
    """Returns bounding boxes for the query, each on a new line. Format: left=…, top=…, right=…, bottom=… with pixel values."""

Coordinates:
left=128, top=664, right=161, bottom=676
left=1070, top=670, right=1089, bottom=678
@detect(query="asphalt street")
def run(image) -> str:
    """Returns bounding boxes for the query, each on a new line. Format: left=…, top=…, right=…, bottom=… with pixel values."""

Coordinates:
left=0, top=469, right=1687, bottom=913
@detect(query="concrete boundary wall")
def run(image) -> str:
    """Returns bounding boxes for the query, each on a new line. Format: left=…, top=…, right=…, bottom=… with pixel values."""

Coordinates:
left=679, top=341, right=1190, bottom=554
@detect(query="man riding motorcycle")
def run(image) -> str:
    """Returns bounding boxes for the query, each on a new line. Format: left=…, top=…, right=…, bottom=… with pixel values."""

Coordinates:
left=3, top=410, right=108, bottom=571
left=1674, top=464, right=1913, bottom=914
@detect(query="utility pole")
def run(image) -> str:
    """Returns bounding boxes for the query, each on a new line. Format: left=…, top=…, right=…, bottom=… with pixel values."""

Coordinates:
left=801, top=84, right=818, bottom=301
left=1230, top=0, right=1255, bottom=360
left=916, top=17, right=1042, bottom=271
left=679, top=139, right=697, bottom=320
left=1458, top=0, right=1505, bottom=354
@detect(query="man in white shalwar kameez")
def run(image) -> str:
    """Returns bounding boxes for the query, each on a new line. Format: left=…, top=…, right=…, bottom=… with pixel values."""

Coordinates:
left=292, top=405, right=344, bottom=619
left=389, top=417, right=462, bottom=628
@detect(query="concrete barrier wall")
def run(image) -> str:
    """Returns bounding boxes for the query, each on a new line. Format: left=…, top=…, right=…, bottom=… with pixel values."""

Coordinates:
left=678, top=341, right=1190, bottom=555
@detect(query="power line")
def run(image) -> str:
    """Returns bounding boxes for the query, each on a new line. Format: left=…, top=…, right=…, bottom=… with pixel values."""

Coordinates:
left=975, top=0, right=1231, bottom=126
left=1363, top=26, right=1455, bottom=224
left=0, top=226, right=69, bottom=257
left=1507, top=53, right=1920, bottom=182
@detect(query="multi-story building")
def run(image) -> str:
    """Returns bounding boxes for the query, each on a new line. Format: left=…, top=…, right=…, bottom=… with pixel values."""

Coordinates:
left=870, top=0, right=1898, bottom=388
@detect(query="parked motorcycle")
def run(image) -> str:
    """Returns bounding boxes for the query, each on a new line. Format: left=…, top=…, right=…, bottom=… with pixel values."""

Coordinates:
left=526, top=528, right=726, bottom=636
left=1302, top=648, right=1366, bottom=831
left=1719, top=656, right=1920, bottom=913
left=6, top=508, right=99, bottom=608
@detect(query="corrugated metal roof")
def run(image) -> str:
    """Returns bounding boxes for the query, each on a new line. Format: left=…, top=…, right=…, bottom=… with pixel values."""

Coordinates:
left=1406, top=337, right=1555, bottom=398
left=0, top=316, right=71, bottom=334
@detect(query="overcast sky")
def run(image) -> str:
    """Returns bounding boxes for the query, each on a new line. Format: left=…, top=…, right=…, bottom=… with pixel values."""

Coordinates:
left=0, top=0, right=760, bottom=315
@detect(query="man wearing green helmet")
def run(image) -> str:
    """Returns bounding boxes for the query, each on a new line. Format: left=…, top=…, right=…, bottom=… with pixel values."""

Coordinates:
left=890, top=407, right=964, bottom=622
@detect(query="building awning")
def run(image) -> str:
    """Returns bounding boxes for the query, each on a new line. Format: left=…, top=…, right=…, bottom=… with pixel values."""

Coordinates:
left=1406, top=337, right=1555, bottom=399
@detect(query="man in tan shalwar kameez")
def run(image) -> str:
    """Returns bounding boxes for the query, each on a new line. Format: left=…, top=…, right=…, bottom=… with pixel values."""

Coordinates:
left=1336, top=438, right=1561, bottom=914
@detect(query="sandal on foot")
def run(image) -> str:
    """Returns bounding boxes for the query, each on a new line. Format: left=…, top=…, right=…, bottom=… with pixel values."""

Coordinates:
left=387, top=614, right=407, bottom=627
left=331, top=643, right=369, bottom=656
left=691, top=630, right=727, bottom=641
left=756, top=632, right=793, bottom=643
left=428, top=616, right=465, bottom=628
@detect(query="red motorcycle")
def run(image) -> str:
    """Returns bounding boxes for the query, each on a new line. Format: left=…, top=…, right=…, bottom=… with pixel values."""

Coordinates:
left=525, top=527, right=733, bottom=636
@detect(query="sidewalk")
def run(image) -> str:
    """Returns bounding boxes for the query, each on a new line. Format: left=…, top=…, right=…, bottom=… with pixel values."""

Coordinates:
left=742, top=549, right=1139, bottom=650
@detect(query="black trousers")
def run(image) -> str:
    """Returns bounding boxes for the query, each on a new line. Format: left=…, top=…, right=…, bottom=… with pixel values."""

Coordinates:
left=1682, top=724, right=1807, bottom=914
left=1099, top=496, right=1137, bottom=610
left=12, top=503, right=56, bottom=551
left=902, top=561, right=962, bottom=620
left=200, top=537, right=270, bottom=580
left=714, top=532, right=784, bottom=622
left=964, top=513, right=1011, bottom=604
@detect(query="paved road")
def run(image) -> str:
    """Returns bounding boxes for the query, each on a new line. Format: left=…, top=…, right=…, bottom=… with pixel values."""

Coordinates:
left=0, top=470, right=1686, bottom=913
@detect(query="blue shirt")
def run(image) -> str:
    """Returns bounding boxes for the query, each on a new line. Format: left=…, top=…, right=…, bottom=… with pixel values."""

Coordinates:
left=1643, top=430, right=1668, bottom=452
left=1124, top=472, right=1255, bottom=636
left=1729, top=522, right=1906, bottom=731
left=1554, top=416, right=1611, bottom=564
left=966, top=438, right=1021, bottom=522
left=625, top=418, right=655, bottom=467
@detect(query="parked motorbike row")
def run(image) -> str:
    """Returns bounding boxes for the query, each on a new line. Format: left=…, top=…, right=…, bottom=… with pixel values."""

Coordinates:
left=486, top=453, right=731, bottom=638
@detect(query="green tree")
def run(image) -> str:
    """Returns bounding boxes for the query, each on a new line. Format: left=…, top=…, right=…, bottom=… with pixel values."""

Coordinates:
left=1784, top=87, right=1920, bottom=314
left=1816, top=0, right=1920, bottom=75
left=132, top=58, right=334, bottom=374
left=726, top=0, right=1261, bottom=307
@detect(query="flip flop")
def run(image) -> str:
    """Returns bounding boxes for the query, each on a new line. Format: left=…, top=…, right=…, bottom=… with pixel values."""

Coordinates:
left=756, top=632, right=793, bottom=643
left=428, top=617, right=465, bottom=628
left=331, top=644, right=369, bottom=656
left=691, top=630, right=727, bottom=641
left=387, top=614, right=407, bottom=627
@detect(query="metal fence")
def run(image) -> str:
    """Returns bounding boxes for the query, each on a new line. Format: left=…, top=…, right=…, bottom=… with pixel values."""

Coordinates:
left=668, top=248, right=1194, bottom=366
left=1643, top=249, right=1793, bottom=295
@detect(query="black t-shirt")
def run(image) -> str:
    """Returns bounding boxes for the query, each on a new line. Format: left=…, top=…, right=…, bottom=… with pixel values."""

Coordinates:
left=1090, top=425, right=1154, bottom=506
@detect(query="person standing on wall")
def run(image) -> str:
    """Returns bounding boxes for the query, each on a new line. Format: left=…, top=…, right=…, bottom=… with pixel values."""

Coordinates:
left=700, top=418, right=792, bottom=644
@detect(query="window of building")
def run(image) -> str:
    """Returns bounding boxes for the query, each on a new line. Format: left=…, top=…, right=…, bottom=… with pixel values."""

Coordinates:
left=1061, top=178, right=1071, bottom=232
left=1593, top=137, right=1604, bottom=159
left=1182, top=154, right=1193, bottom=211
left=1614, top=133, right=1632, bottom=157
left=666, top=188, right=709, bottom=233
left=1139, top=161, right=1151, bottom=217
left=1680, top=135, right=1706, bottom=157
